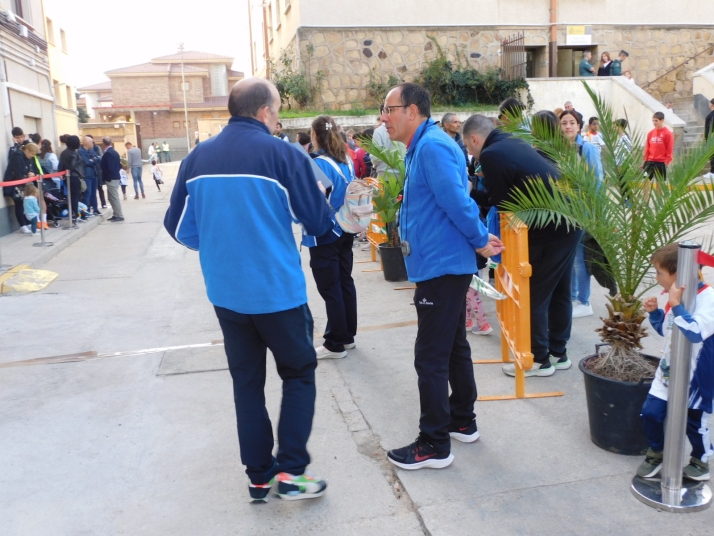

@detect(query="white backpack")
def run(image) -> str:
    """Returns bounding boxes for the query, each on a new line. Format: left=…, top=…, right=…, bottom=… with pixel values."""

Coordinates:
left=316, top=156, right=374, bottom=234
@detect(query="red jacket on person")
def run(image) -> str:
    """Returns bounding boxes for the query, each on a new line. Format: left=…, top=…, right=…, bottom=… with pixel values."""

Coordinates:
left=644, top=127, right=673, bottom=164
left=353, top=147, right=367, bottom=178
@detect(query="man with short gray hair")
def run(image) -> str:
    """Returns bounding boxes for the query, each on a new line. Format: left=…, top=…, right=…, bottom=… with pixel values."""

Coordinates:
left=165, top=78, right=333, bottom=503
left=441, top=112, right=468, bottom=164
left=462, top=114, right=581, bottom=378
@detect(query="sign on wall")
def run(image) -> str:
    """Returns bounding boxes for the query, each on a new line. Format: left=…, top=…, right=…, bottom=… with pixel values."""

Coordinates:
left=566, top=26, right=593, bottom=46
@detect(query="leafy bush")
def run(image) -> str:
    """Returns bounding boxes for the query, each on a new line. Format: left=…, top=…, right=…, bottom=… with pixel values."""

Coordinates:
left=367, top=69, right=401, bottom=106
left=419, top=36, right=532, bottom=108
left=269, top=49, right=313, bottom=110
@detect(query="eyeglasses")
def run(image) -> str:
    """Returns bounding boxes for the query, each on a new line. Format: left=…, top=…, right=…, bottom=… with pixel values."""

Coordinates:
left=383, top=105, right=409, bottom=116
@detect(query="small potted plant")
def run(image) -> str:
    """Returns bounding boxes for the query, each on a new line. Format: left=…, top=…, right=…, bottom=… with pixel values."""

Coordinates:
left=501, top=83, right=714, bottom=454
left=362, top=139, right=408, bottom=282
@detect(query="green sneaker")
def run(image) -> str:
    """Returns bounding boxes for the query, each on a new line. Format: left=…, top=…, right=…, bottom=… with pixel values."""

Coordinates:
left=636, top=448, right=663, bottom=478
left=248, top=477, right=275, bottom=503
left=683, top=457, right=710, bottom=481
left=275, top=471, right=327, bottom=500
left=549, top=354, right=572, bottom=370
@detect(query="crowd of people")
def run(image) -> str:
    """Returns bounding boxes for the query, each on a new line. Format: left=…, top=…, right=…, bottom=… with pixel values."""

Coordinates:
left=2, top=129, right=177, bottom=236
left=161, top=76, right=713, bottom=503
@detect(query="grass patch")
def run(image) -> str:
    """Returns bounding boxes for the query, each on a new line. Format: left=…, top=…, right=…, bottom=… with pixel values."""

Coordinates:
left=279, top=102, right=497, bottom=119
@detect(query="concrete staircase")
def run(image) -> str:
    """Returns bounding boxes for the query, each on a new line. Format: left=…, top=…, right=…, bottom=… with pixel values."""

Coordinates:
left=671, top=96, right=705, bottom=149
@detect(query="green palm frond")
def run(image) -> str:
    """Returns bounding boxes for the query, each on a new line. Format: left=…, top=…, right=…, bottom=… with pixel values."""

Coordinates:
left=501, top=81, right=714, bottom=300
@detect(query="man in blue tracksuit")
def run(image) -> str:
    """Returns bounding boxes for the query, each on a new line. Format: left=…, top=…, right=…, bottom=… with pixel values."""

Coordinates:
left=164, top=79, right=333, bottom=503
left=382, top=83, right=504, bottom=471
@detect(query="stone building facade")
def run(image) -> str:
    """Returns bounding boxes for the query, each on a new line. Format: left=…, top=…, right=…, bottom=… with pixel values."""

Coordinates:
left=251, top=0, right=714, bottom=110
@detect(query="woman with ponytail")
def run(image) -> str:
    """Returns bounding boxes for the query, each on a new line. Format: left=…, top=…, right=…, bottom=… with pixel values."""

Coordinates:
left=302, top=115, right=358, bottom=360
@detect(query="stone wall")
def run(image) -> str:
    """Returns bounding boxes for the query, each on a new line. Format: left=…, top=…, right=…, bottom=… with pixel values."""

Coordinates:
left=295, top=25, right=714, bottom=110
left=298, top=27, right=549, bottom=110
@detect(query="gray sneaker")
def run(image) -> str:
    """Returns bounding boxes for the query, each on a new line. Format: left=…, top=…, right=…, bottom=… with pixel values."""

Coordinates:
left=683, top=457, right=710, bottom=481
left=636, top=448, right=663, bottom=478
left=549, top=354, right=572, bottom=370
left=502, top=361, right=554, bottom=377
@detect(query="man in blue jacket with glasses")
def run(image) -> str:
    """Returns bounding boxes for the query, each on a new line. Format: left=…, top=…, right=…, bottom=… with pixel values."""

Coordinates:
left=165, top=79, right=334, bottom=503
left=382, top=83, right=504, bottom=471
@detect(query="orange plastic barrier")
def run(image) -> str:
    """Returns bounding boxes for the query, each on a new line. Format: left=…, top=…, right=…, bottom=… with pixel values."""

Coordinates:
left=475, top=213, right=564, bottom=401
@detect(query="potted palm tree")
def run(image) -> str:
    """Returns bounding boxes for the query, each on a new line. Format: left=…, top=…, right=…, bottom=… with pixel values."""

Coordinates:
left=361, top=139, right=408, bottom=282
left=500, top=83, right=714, bottom=454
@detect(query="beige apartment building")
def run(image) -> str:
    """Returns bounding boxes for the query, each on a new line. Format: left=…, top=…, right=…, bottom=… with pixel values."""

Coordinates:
left=43, top=1, right=78, bottom=140
left=0, top=0, right=57, bottom=236
left=249, top=0, right=714, bottom=109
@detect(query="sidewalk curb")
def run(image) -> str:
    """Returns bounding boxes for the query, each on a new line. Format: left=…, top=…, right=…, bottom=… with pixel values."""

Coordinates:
left=27, top=214, right=107, bottom=269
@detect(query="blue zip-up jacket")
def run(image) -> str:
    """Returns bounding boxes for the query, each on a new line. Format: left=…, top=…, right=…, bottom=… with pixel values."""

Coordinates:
left=164, top=116, right=334, bottom=314
left=78, top=146, right=99, bottom=180
left=575, top=134, right=603, bottom=182
left=399, top=118, right=489, bottom=282
left=301, top=152, right=353, bottom=247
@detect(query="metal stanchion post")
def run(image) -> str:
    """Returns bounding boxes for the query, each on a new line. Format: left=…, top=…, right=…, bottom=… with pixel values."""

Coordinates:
left=63, top=173, right=78, bottom=230
left=33, top=177, right=53, bottom=248
left=631, top=241, right=712, bottom=513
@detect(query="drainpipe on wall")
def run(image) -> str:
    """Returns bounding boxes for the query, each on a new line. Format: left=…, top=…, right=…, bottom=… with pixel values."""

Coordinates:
left=262, top=1, right=270, bottom=78
left=549, top=0, right=558, bottom=78
left=247, top=0, right=255, bottom=77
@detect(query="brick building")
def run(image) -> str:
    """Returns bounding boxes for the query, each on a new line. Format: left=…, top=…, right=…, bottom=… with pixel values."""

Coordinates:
left=79, top=51, right=244, bottom=159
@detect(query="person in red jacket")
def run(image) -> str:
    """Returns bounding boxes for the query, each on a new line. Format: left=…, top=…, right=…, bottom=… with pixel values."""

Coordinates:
left=644, top=111, right=673, bottom=180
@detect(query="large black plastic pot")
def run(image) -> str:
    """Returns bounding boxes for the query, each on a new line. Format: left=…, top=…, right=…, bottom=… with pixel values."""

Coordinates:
left=379, top=244, right=408, bottom=282
left=579, top=345, right=657, bottom=455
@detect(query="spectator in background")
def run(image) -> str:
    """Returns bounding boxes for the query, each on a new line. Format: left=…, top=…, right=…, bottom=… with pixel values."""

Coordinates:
left=156, top=142, right=163, bottom=163
left=119, top=164, right=128, bottom=200
left=597, top=52, right=612, bottom=76
left=29, top=133, right=41, bottom=145
left=274, top=122, right=290, bottom=142
left=88, top=135, right=108, bottom=209
left=125, top=141, right=146, bottom=199
left=610, top=50, right=630, bottom=76
left=345, top=129, right=357, bottom=151
left=296, top=131, right=312, bottom=152
left=148, top=142, right=157, bottom=162
left=8, top=126, right=26, bottom=157
left=583, top=117, right=606, bottom=154
left=58, top=136, right=83, bottom=225
left=162, top=141, right=171, bottom=162
left=614, top=119, right=633, bottom=168
left=354, top=129, right=374, bottom=178
left=704, top=99, right=714, bottom=179
left=101, top=136, right=124, bottom=221
left=644, top=111, right=673, bottom=181
left=371, top=104, right=406, bottom=178
left=79, top=135, right=102, bottom=216
left=38, top=139, right=58, bottom=177
left=624, top=71, right=636, bottom=84
left=57, top=134, right=68, bottom=159
left=579, top=50, right=595, bottom=77
left=441, top=113, right=468, bottom=165
left=3, top=141, right=40, bottom=233
left=553, top=107, right=564, bottom=118
left=498, top=98, right=528, bottom=131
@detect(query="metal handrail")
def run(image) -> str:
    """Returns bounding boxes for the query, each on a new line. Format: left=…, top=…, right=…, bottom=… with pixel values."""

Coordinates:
left=642, top=44, right=714, bottom=90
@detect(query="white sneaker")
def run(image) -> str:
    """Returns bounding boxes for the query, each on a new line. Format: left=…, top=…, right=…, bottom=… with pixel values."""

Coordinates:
left=503, top=362, right=555, bottom=377
left=20, top=225, right=31, bottom=234
left=704, top=172, right=714, bottom=180
left=344, top=342, right=356, bottom=350
left=315, top=346, right=347, bottom=360
left=572, top=303, right=593, bottom=318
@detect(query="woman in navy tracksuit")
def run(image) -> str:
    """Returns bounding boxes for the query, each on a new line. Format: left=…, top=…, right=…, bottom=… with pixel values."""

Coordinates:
left=302, top=116, right=358, bottom=360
